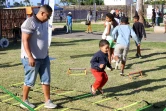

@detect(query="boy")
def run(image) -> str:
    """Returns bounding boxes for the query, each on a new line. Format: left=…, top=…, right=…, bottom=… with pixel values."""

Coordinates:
left=133, top=16, right=146, bottom=58
left=90, top=40, right=112, bottom=95
left=66, top=12, right=72, bottom=33
left=112, top=17, right=140, bottom=76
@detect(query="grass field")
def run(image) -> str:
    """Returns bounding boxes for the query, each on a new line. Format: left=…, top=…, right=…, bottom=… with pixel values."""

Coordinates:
left=1, top=36, right=166, bottom=111
left=54, top=22, right=154, bottom=33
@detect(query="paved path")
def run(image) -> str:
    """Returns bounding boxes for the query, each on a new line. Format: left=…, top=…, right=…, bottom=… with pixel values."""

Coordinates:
left=52, top=31, right=166, bottom=42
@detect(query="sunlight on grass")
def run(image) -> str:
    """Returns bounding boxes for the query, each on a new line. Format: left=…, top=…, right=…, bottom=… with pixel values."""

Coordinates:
left=0, top=38, right=166, bottom=111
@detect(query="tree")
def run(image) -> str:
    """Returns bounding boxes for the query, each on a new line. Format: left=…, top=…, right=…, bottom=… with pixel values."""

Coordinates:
left=20, top=1, right=25, bottom=6
left=0, top=0, right=6, bottom=6
left=13, top=2, right=20, bottom=7
left=24, top=0, right=30, bottom=6
left=136, top=0, right=145, bottom=25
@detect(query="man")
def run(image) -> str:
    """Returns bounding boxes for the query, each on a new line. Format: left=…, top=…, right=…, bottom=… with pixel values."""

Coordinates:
left=20, top=5, right=57, bottom=109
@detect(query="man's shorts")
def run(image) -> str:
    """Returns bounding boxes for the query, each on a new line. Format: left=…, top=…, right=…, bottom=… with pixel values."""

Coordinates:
left=114, top=44, right=129, bottom=61
left=108, top=39, right=116, bottom=48
left=21, top=56, right=50, bottom=87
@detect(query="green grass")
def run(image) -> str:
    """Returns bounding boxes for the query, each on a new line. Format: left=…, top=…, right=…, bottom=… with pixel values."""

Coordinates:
left=1, top=38, right=166, bottom=111
left=54, top=23, right=154, bottom=33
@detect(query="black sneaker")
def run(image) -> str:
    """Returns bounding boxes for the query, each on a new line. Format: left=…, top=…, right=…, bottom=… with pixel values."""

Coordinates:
left=135, top=53, right=139, bottom=58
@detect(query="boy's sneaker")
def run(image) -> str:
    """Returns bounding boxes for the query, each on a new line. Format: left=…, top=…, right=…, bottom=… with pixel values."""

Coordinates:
left=120, top=72, right=124, bottom=76
left=135, top=53, right=139, bottom=58
left=106, top=67, right=111, bottom=70
left=111, top=59, right=116, bottom=63
left=115, top=60, right=120, bottom=70
left=44, top=100, right=57, bottom=109
left=20, top=99, right=35, bottom=109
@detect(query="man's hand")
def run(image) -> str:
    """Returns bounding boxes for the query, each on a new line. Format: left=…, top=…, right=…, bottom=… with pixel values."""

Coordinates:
left=99, top=64, right=104, bottom=69
left=28, top=56, right=35, bottom=67
left=137, top=44, right=140, bottom=47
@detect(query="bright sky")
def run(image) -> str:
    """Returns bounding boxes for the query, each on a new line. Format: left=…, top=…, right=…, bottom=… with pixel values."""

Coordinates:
left=10, top=0, right=60, bottom=6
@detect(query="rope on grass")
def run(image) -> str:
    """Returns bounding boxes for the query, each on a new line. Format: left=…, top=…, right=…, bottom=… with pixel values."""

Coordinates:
left=0, top=85, right=35, bottom=111
left=115, top=101, right=142, bottom=111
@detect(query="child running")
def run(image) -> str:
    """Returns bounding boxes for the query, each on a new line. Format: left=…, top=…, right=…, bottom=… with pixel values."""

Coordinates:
left=112, top=17, right=140, bottom=76
left=90, top=40, right=112, bottom=95
left=102, top=13, right=118, bottom=69
left=133, top=16, right=146, bottom=58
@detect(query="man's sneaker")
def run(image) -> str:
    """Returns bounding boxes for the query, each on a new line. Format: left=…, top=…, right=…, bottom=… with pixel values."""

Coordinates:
left=44, top=100, right=57, bottom=109
left=20, top=99, right=35, bottom=109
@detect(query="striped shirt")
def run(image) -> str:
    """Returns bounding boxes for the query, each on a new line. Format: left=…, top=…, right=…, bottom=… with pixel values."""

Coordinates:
left=21, top=15, right=48, bottom=59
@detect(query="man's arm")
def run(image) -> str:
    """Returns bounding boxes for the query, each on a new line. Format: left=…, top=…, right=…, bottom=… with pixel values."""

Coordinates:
left=22, top=32, right=35, bottom=67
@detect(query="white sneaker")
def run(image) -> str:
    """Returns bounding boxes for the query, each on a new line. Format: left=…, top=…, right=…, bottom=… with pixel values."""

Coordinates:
left=111, top=59, right=116, bottom=63
left=20, top=99, right=35, bottom=109
left=44, top=100, right=57, bottom=109
left=106, top=67, right=111, bottom=70
left=115, top=61, right=119, bottom=70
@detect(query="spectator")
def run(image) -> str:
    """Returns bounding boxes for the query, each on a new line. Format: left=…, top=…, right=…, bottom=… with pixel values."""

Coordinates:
left=152, top=9, right=156, bottom=27
left=86, top=11, right=93, bottom=33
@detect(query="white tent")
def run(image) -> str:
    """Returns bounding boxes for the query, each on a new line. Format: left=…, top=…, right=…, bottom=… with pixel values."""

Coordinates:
left=104, top=0, right=133, bottom=5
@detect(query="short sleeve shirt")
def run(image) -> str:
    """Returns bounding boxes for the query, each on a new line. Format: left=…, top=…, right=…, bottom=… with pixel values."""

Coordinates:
left=21, top=15, right=48, bottom=59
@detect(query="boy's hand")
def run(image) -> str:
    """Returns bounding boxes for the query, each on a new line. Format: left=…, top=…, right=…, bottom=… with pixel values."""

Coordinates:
left=99, top=64, right=104, bottom=69
left=137, top=44, right=140, bottom=47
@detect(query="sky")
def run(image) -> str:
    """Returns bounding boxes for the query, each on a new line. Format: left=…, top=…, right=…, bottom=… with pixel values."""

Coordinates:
left=10, top=0, right=60, bottom=6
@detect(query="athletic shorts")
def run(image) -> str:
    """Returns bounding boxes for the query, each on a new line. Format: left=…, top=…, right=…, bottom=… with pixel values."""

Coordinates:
left=114, top=44, right=129, bottom=61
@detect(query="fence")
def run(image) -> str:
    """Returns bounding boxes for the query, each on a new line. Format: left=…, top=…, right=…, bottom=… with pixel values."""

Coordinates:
left=0, top=9, right=26, bottom=39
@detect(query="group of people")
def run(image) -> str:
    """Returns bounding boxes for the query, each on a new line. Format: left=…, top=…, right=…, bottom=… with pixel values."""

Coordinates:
left=90, top=13, right=146, bottom=95
left=19, top=4, right=147, bottom=109
left=152, top=6, right=161, bottom=26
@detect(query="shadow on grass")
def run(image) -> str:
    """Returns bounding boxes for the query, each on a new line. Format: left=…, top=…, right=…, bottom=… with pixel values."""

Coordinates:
left=51, top=39, right=96, bottom=47
left=70, top=54, right=93, bottom=58
left=105, top=78, right=166, bottom=97
left=0, top=62, right=22, bottom=68
left=126, top=56, right=166, bottom=69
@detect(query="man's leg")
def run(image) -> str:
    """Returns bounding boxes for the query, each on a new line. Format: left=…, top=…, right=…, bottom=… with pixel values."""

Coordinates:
left=42, top=84, right=50, bottom=102
left=39, top=56, right=57, bottom=108
left=23, top=86, right=31, bottom=101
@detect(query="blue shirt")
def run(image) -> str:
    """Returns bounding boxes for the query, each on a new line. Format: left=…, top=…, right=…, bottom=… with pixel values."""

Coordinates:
left=90, top=50, right=112, bottom=71
left=112, top=25, right=140, bottom=47
left=67, top=15, right=72, bottom=24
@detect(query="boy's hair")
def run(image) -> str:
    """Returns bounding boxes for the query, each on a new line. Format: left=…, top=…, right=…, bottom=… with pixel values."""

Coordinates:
left=99, top=40, right=109, bottom=47
left=133, top=16, right=139, bottom=20
left=121, top=17, right=129, bottom=24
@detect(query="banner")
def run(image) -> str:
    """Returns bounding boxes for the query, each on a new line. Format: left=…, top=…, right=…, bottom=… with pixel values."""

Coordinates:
left=48, top=0, right=54, bottom=47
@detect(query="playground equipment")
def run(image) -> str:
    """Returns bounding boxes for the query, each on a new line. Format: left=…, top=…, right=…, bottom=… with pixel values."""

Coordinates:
left=67, top=68, right=87, bottom=76
left=128, top=70, right=143, bottom=80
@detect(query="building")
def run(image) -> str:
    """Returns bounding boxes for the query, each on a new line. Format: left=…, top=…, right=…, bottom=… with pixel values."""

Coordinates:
left=104, top=0, right=133, bottom=5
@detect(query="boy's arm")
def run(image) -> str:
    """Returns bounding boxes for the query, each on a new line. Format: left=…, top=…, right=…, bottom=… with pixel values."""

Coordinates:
left=112, top=26, right=118, bottom=40
left=90, top=55, right=100, bottom=68
left=130, top=28, right=140, bottom=45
